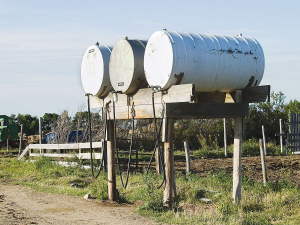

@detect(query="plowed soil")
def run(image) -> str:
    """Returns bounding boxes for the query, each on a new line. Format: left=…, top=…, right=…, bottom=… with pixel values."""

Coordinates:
left=175, top=155, right=300, bottom=186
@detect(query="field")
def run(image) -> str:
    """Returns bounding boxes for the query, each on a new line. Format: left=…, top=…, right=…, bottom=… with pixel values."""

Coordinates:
left=1, top=149, right=300, bottom=224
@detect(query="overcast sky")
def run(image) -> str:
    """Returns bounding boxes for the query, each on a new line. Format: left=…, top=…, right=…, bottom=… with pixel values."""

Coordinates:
left=1, top=0, right=299, bottom=117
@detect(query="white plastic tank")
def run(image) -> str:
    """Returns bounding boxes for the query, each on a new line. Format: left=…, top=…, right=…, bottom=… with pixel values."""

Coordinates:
left=109, top=37, right=148, bottom=94
left=144, top=30, right=265, bottom=92
left=81, top=44, right=112, bottom=97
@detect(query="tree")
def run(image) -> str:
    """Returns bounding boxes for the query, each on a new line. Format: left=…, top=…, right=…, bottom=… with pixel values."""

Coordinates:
left=10, top=114, right=39, bottom=135
left=285, top=99, right=300, bottom=114
left=42, top=113, right=58, bottom=130
left=244, top=91, right=289, bottom=143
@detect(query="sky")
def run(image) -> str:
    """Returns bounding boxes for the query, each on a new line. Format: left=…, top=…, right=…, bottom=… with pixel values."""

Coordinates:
left=0, top=0, right=299, bottom=117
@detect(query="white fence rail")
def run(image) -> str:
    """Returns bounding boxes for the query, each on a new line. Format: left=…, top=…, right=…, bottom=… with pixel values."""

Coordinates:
left=18, top=142, right=103, bottom=161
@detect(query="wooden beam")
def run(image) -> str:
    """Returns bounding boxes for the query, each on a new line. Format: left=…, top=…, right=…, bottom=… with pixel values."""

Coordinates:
left=195, top=85, right=270, bottom=103
left=129, top=88, right=162, bottom=105
left=242, top=85, right=270, bottom=103
left=165, top=102, right=249, bottom=119
left=89, top=84, right=270, bottom=109
left=89, top=84, right=195, bottom=109
left=107, top=104, right=165, bottom=120
left=195, top=92, right=226, bottom=103
left=107, top=102, right=249, bottom=120
left=162, top=83, right=194, bottom=103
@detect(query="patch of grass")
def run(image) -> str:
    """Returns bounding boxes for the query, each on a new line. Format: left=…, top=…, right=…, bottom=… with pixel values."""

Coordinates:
left=1, top=154, right=300, bottom=224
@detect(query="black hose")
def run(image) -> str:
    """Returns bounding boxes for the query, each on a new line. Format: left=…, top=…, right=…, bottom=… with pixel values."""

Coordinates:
left=87, top=93, right=106, bottom=179
left=145, top=89, right=166, bottom=188
left=113, top=99, right=135, bottom=188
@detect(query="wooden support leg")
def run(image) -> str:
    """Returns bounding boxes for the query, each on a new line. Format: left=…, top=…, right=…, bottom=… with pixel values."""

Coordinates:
left=163, top=118, right=175, bottom=209
left=107, top=120, right=116, bottom=201
left=233, top=90, right=243, bottom=203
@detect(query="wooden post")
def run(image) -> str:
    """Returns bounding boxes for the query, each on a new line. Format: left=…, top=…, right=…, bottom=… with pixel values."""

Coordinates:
left=39, top=117, right=43, bottom=154
left=136, top=141, right=139, bottom=172
left=259, top=139, right=268, bottom=185
left=107, top=120, right=116, bottom=201
left=295, top=114, right=300, bottom=152
left=155, top=147, right=161, bottom=175
left=223, top=118, right=228, bottom=157
left=163, top=118, right=175, bottom=208
left=262, top=125, right=267, bottom=155
left=232, top=90, right=243, bottom=203
left=18, top=124, right=23, bottom=156
left=184, top=141, right=191, bottom=173
left=279, top=119, right=283, bottom=154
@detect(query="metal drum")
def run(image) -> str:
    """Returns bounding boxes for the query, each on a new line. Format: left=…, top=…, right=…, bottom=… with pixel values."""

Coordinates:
left=109, top=37, right=148, bottom=94
left=144, top=30, right=265, bottom=92
left=81, top=44, right=112, bottom=97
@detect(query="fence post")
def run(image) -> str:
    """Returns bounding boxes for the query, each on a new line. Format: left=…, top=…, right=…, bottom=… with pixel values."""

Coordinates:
left=233, top=90, right=242, bottom=203
left=223, top=118, right=228, bottom=157
left=155, top=147, right=161, bottom=175
left=184, top=141, right=191, bottom=173
left=262, top=125, right=267, bottom=155
left=18, top=124, right=23, bottom=156
left=163, top=118, right=175, bottom=209
left=107, top=120, right=116, bottom=201
left=259, top=139, right=268, bottom=185
left=39, top=117, right=43, bottom=154
left=279, top=119, right=283, bottom=154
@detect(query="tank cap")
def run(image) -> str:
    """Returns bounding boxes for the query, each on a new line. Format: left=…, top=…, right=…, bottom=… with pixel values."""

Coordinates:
left=237, top=33, right=242, bottom=37
left=124, top=36, right=128, bottom=40
left=95, top=41, right=99, bottom=45
left=163, top=29, right=167, bottom=31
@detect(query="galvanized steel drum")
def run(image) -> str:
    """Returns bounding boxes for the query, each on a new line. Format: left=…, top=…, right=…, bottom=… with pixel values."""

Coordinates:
left=81, top=45, right=112, bottom=97
left=109, top=38, right=148, bottom=94
left=144, top=30, right=265, bottom=92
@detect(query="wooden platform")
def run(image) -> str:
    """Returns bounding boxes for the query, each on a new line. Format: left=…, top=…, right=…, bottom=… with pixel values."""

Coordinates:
left=88, top=84, right=270, bottom=120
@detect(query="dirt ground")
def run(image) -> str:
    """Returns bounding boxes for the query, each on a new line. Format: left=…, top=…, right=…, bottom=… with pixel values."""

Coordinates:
left=1, top=155, right=300, bottom=224
left=176, top=155, right=300, bottom=186
left=0, top=180, right=158, bottom=225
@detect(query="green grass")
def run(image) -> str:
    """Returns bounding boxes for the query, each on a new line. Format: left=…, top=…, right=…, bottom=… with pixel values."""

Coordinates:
left=1, top=152, right=300, bottom=224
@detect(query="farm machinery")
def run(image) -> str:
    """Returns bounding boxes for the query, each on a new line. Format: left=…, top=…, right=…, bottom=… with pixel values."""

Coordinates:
left=0, top=115, right=27, bottom=149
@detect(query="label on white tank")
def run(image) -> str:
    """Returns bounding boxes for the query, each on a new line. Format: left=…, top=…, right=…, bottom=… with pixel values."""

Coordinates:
left=118, top=82, right=124, bottom=86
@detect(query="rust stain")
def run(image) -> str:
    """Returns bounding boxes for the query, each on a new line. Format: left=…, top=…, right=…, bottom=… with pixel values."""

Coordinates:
left=246, top=76, right=255, bottom=87
left=174, top=72, right=184, bottom=85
